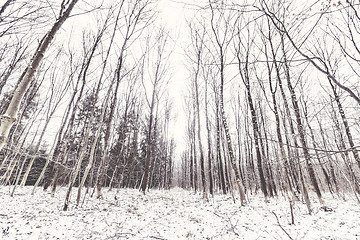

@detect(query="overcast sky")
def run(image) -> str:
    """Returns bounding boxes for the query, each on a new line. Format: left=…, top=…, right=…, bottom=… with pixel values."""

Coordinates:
left=157, top=0, right=194, bottom=157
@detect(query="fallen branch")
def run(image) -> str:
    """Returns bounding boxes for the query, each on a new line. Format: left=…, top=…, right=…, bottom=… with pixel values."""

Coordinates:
left=149, top=236, right=167, bottom=240
left=272, top=211, right=294, bottom=240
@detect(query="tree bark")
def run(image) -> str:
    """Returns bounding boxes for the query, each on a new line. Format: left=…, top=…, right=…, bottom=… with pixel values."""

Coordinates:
left=0, top=0, right=14, bottom=18
left=0, top=0, right=79, bottom=151
left=329, top=79, right=360, bottom=170
left=281, top=36, right=324, bottom=205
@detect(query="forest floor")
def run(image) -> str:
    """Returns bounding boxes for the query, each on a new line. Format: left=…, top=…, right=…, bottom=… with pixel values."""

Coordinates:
left=0, top=186, right=359, bottom=240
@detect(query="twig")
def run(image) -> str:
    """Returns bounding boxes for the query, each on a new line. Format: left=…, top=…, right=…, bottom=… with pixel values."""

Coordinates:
left=289, top=199, right=295, bottom=225
left=272, top=211, right=294, bottom=240
left=106, top=232, right=135, bottom=239
left=212, top=211, right=240, bottom=236
left=149, top=236, right=167, bottom=240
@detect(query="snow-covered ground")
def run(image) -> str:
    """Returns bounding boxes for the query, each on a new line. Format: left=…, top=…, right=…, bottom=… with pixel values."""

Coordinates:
left=0, top=186, right=359, bottom=239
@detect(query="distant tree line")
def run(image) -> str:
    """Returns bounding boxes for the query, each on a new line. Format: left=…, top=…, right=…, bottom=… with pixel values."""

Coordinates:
left=0, top=0, right=174, bottom=210
left=180, top=0, right=360, bottom=213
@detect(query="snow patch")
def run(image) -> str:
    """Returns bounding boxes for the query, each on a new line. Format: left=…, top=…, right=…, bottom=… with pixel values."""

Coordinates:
left=0, top=187, right=359, bottom=239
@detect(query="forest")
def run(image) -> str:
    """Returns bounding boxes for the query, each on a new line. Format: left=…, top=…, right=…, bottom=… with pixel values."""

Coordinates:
left=0, top=0, right=359, bottom=239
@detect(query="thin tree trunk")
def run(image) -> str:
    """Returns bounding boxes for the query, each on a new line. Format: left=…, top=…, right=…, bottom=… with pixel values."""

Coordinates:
left=329, top=79, right=360, bottom=169
left=245, top=79, right=268, bottom=198
left=281, top=36, right=324, bottom=205
left=0, top=0, right=79, bottom=151
left=204, top=76, right=214, bottom=196
left=96, top=2, right=143, bottom=195
left=192, top=125, right=198, bottom=193
left=304, top=104, right=333, bottom=194
left=76, top=11, right=116, bottom=204
left=43, top=76, right=80, bottom=191
left=215, top=96, right=226, bottom=194
left=259, top=103, right=276, bottom=196
left=265, top=32, right=298, bottom=199
left=194, top=64, right=207, bottom=199
left=63, top=114, right=93, bottom=211
left=219, top=50, right=246, bottom=205
left=10, top=155, right=27, bottom=197
left=20, top=120, right=51, bottom=186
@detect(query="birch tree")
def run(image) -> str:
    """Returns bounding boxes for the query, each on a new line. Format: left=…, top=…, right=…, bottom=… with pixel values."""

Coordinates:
left=0, top=0, right=79, bottom=151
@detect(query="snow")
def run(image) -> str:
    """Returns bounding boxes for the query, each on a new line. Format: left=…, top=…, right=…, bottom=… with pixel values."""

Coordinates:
left=0, top=186, right=359, bottom=239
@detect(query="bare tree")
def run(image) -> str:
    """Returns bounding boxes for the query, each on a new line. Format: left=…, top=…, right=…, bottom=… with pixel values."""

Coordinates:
left=187, top=21, right=208, bottom=199
left=96, top=0, right=155, bottom=198
left=140, top=28, right=170, bottom=194
left=234, top=20, right=269, bottom=199
left=20, top=49, right=71, bottom=187
left=0, top=0, right=79, bottom=151
left=260, top=0, right=360, bottom=105
left=208, top=1, right=246, bottom=206
left=63, top=38, right=104, bottom=210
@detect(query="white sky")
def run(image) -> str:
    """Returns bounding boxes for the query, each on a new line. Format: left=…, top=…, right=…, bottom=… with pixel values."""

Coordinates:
left=157, top=0, right=195, bottom=158
left=37, top=0, right=194, bottom=157
left=28, top=0, right=351, bottom=161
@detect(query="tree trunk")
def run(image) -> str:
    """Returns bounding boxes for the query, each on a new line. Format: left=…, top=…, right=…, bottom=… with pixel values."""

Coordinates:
left=76, top=12, right=116, bottom=203
left=265, top=31, right=298, bottom=199
left=329, top=79, right=360, bottom=170
left=281, top=36, right=323, bottom=205
left=0, top=0, right=14, bottom=18
left=219, top=49, right=246, bottom=205
left=204, top=76, right=214, bottom=196
left=0, top=0, right=79, bottom=151
left=63, top=113, right=94, bottom=211
left=215, top=97, right=226, bottom=194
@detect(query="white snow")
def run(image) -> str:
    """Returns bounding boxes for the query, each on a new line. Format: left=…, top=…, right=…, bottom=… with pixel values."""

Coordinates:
left=0, top=187, right=359, bottom=239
